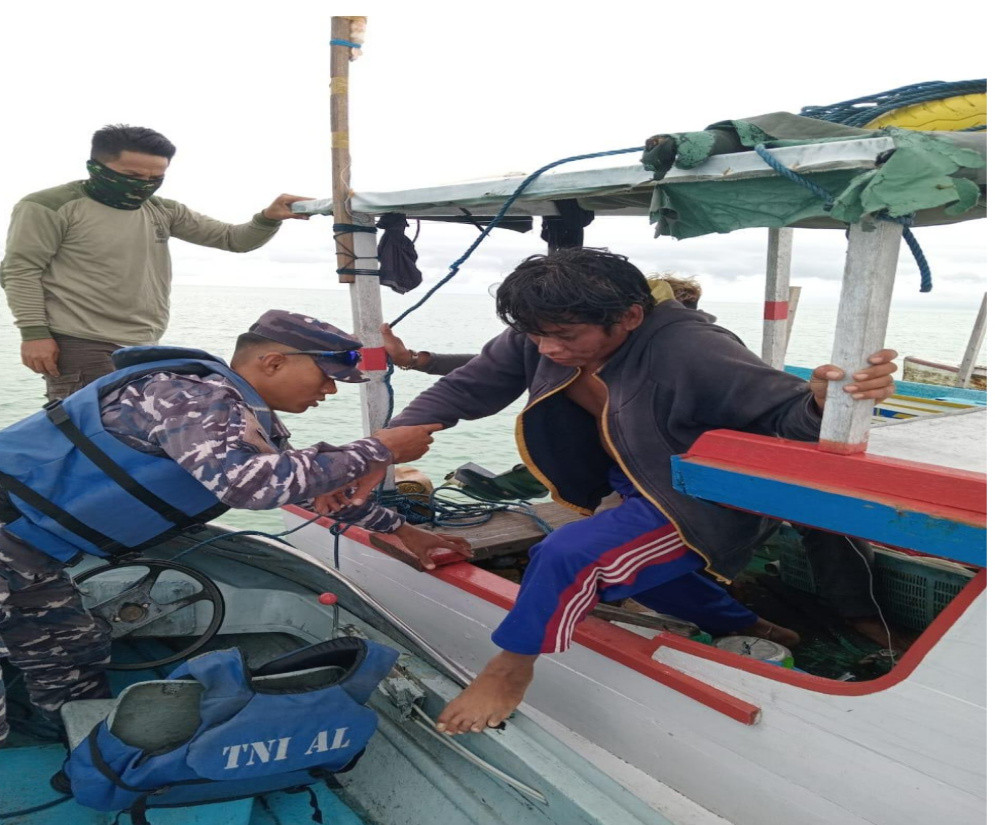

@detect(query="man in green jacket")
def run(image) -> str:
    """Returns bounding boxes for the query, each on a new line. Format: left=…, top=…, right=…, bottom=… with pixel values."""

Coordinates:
left=0, top=124, right=310, bottom=401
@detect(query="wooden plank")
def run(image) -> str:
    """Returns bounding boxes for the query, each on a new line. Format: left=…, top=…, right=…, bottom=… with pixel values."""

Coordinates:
left=456, top=501, right=587, bottom=560
left=670, top=458, right=986, bottom=564
left=388, top=496, right=621, bottom=562
left=868, top=408, right=986, bottom=474
left=683, top=428, right=986, bottom=514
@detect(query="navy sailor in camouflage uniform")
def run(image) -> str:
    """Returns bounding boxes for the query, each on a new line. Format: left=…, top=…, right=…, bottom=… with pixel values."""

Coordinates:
left=0, top=309, right=470, bottom=744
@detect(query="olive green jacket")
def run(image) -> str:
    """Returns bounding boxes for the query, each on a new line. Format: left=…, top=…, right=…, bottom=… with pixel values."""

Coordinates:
left=1, top=181, right=279, bottom=345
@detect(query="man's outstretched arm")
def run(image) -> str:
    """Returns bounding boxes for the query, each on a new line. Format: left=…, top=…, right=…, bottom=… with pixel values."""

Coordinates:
left=389, top=328, right=530, bottom=428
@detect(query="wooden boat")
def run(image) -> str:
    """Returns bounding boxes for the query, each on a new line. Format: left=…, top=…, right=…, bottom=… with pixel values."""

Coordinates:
left=902, top=356, right=987, bottom=391
left=0, top=527, right=675, bottom=825
left=284, top=406, right=986, bottom=825
left=281, top=34, right=987, bottom=824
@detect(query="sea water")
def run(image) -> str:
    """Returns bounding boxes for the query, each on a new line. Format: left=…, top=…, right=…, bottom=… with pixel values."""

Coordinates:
left=0, top=285, right=984, bottom=533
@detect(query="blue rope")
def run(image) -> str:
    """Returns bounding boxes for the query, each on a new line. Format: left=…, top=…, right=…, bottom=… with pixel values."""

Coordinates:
left=370, top=482, right=551, bottom=532
left=801, top=79, right=987, bottom=128
left=388, top=145, right=643, bottom=328
left=430, top=486, right=554, bottom=533
left=897, top=222, right=932, bottom=292
left=170, top=514, right=325, bottom=562
left=753, top=144, right=834, bottom=207
left=330, top=38, right=362, bottom=48
left=382, top=358, right=396, bottom=422
left=753, top=144, right=932, bottom=292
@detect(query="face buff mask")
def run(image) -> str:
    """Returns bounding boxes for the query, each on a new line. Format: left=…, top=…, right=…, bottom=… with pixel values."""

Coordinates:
left=83, top=159, right=164, bottom=209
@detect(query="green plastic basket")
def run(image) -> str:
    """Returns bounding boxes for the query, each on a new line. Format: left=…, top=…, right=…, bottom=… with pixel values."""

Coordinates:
left=774, top=537, right=973, bottom=631
left=872, top=552, right=974, bottom=632
left=769, top=527, right=818, bottom=594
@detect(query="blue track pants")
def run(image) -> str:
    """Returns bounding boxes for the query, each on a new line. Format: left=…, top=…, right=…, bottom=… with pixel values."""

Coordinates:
left=492, top=469, right=756, bottom=655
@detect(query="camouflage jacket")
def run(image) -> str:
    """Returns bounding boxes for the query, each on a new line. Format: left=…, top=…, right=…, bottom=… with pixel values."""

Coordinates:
left=100, top=371, right=404, bottom=533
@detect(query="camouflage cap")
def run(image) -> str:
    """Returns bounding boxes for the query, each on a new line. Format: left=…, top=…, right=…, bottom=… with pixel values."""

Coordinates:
left=249, top=309, right=367, bottom=383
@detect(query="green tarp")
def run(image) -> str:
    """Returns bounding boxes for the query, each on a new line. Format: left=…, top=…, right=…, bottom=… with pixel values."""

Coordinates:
left=642, top=112, right=986, bottom=239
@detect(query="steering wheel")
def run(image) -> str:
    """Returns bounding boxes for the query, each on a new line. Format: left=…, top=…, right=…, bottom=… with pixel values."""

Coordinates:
left=74, top=559, right=225, bottom=671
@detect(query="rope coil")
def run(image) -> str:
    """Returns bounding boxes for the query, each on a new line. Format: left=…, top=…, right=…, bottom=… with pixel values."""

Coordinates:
left=800, top=79, right=987, bottom=128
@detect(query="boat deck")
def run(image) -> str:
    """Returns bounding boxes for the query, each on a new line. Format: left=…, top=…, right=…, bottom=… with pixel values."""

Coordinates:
left=442, top=499, right=599, bottom=561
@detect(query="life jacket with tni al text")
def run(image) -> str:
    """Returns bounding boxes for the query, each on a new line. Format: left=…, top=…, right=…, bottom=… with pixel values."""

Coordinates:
left=59, top=637, right=399, bottom=823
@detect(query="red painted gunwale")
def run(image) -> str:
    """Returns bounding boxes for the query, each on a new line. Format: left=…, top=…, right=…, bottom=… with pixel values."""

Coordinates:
left=682, top=430, right=986, bottom=524
left=285, top=504, right=986, bottom=717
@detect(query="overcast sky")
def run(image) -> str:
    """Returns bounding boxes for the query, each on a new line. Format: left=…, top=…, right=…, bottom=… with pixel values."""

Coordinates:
left=0, top=2, right=987, bottom=311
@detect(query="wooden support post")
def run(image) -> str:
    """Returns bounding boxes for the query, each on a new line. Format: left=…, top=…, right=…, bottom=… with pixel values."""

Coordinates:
left=327, top=18, right=392, bottom=489
left=330, top=16, right=360, bottom=284
left=785, top=285, right=802, bottom=346
left=955, top=292, right=986, bottom=388
left=818, top=219, right=902, bottom=454
left=761, top=228, right=793, bottom=369
left=350, top=218, right=392, bottom=438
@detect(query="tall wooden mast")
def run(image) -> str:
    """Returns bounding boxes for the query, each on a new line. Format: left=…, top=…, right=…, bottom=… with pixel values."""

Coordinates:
left=329, top=17, right=393, bottom=448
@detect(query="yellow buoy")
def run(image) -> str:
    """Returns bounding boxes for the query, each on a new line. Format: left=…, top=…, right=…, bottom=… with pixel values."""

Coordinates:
left=866, top=92, right=986, bottom=131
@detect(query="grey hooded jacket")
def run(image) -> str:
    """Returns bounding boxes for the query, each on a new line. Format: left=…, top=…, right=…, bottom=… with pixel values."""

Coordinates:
left=390, top=301, right=823, bottom=580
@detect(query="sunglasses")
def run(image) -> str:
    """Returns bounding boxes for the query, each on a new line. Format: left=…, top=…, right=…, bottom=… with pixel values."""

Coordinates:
left=284, top=349, right=361, bottom=367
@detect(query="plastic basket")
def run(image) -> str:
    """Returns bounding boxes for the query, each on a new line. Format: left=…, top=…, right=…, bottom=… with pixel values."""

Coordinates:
left=771, top=527, right=818, bottom=594
left=873, top=551, right=974, bottom=632
left=777, top=545, right=818, bottom=594
left=775, top=537, right=973, bottom=631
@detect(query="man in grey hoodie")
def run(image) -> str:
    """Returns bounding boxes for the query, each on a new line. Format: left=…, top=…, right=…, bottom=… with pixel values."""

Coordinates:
left=388, top=247, right=897, bottom=735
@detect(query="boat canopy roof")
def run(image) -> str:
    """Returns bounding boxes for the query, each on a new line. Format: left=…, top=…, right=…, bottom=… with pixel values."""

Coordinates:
left=341, top=113, right=986, bottom=240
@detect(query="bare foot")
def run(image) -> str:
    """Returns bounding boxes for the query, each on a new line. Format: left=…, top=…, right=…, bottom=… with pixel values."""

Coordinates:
left=436, top=651, right=537, bottom=735
left=737, top=617, right=801, bottom=648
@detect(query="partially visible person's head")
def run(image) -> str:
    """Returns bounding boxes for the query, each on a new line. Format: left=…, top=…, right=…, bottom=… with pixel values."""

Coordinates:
left=661, top=274, right=702, bottom=309
left=91, top=124, right=176, bottom=164
left=496, top=248, right=654, bottom=369
left=89, top=124, right=175, bottom=182
left=83, top=125, right=176, bottom=209
left=496, top=248, right=654, bottom=333
left=231, top=310, right=367, bottom=413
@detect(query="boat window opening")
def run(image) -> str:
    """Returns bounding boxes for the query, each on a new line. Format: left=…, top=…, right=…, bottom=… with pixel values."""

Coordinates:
left=468, top=521, right=980, bottom=684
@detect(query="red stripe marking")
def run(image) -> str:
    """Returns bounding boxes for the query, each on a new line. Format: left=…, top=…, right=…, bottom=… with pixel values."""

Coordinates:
left=359, top=347, right=388, bottom=371
left=763, top=300, right=789, bottom=320
left=542, top=524, right=686, bottom=652
left=283, top=505, right=985, bottom=717
left=685, top=430, right=986, bottom=520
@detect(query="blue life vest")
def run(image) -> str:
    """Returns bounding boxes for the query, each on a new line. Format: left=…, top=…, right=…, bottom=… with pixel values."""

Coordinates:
left=61, top=637, right=399, bottom=819
left=0, top=346, right=275, bottom=562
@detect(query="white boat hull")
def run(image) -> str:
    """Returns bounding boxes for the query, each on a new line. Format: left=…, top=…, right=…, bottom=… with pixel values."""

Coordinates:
left=283, top=509, right=986, bottom=825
